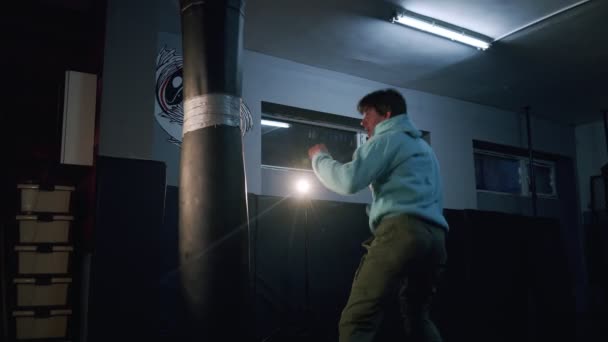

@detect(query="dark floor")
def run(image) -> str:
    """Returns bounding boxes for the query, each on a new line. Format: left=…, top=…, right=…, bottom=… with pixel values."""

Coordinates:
left=576, top=313, right=608, bottom=342
left=251, top=312, right=608, bottom=342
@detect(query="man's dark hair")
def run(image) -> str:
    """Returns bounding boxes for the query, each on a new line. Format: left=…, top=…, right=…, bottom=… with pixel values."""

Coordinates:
left=357, top=89, right=407, bottom=117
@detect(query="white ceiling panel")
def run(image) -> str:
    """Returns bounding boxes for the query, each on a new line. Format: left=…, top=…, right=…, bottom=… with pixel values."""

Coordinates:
left=244, top=0, right=606, bottom=124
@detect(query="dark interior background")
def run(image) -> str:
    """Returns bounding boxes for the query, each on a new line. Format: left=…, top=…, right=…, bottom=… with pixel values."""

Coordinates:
left=85, top=156, right=581, bottom=342
left=2, top=1, right=607, bottom=341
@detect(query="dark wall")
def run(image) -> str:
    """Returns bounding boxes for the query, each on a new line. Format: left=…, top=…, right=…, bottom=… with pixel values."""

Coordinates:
left=88, top=156, right=166, bottom=342
left=157, top=190, right=575, bottom=341
left=439, top=210, right=576, bottom=342
left=252, top=196, right=371, bottom=341
left=2, top=0, right=106, bottom=259
left=3, top=1, right=106, bottom=166
left=477, top=156, right=586, bottom=312
left=1, top=4, right=106, bottom=340
left=97, top=0, right=166, bottom=161
left=159, top=188, right=371, bottom=341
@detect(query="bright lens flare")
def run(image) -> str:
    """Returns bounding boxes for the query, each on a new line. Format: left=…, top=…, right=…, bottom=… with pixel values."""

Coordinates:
left=295, top=179, right=311, bottom=194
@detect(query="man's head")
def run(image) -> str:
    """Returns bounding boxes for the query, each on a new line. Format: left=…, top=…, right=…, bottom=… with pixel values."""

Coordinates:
left=357, top=89, right=407, bottom=137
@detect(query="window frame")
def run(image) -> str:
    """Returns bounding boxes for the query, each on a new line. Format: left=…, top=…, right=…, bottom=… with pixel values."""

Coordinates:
left=260, top=114, right=366, bottom=172
left=259, top=101, right=431, bottom=172
left=522, top=159, right=558, bottom=198
left=474, top=148, right=558, bottom=199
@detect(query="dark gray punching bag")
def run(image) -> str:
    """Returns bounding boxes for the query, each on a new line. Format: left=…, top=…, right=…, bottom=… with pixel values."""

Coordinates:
left=178, top=0, right=251, bottom=340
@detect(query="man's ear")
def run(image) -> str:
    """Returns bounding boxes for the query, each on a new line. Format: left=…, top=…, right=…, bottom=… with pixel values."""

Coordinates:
left=385, top=111, right=392, bottom=119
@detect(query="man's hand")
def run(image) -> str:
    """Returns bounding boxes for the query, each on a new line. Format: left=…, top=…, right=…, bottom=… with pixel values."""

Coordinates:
left=308, top=144, right=329, bottom=160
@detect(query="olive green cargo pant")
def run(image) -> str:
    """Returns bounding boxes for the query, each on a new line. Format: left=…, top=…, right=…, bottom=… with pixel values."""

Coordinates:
left=339, top=214, right=447, bottom=342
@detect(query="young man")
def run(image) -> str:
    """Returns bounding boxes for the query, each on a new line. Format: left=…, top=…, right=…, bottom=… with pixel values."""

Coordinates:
left=308, top=89, right=448, bottom=342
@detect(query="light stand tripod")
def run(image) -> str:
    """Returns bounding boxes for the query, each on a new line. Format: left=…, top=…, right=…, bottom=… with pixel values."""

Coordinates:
left=261, top=197, right=315, bottom=342
left=302, top=202, right=311, bottom=327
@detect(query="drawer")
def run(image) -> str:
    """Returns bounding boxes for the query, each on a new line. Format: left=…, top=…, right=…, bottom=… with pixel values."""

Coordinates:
left=14, top=245, right=74, bottom=276
left=13, top=277, right=73, bottom=308
left=18, top=184, right=75, bottom=213
left=12, top=309, right=72, bottom=340
left=16, top=215, right=73, bottom=244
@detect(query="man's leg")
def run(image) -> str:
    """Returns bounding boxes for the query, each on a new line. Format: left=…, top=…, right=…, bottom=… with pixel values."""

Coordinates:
left=399, top=221, right=446, bottom=342
left=338, top=215, right=434, bottom=342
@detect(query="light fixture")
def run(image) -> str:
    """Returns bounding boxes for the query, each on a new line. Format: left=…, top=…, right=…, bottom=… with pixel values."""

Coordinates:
left=261, top=119, right=290, bottom=128
left=295, top=179, right=311, bottom=195
left=392, top=11, right=491, bottom=50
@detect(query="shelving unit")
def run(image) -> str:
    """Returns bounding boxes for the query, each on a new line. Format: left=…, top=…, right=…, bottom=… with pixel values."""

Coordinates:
left=2, top=183, right=78, bottom=341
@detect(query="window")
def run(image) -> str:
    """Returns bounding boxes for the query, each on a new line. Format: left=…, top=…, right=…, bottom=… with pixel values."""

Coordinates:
left=261, top=117, right=362, bottom=170
left=528, top=161, right=557, bottom=197
left=260, top=101, right=431, bottom=171
left=260, top=102, right=366, bottom=171
left=475, top=153, right=522, bottom=194
left=474, top=150, right=557, bottom=198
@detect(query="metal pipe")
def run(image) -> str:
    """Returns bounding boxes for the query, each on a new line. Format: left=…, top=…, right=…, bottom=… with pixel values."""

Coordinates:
left=178, top=0, right=250, bottom=340
left=304, top=205, right=310, bottom=319
left=0, top=222, right=8, bottom=342
left=494, top=0, right=591, bottom=42
left=524, top=106, right=538, bottom=216
left=602, top=110, right=608, bottom=156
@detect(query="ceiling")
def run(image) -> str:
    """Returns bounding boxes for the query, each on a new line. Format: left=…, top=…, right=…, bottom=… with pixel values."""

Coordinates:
left=244, top=0, right=608, bottom=125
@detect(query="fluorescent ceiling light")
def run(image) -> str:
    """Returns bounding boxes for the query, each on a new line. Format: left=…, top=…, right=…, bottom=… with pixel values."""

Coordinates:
left=392, top=12, right=491, bottom=50
left=261, top=119, right=290, bottom=128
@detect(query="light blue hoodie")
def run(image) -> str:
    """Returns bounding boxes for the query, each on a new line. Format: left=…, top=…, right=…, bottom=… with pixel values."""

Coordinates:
left=311, top=114, right=449, bottom=232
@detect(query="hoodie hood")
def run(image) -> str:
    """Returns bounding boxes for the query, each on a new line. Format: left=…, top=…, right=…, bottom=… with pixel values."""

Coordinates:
left=373, top=114, right=422, bottom=138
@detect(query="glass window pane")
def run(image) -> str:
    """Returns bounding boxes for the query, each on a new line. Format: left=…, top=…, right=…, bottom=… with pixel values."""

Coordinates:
left=262, top=119, right=358, bottom=170
left=533, top=164, right=554, bottom=195
left=474, top=153, right=522, bottom=194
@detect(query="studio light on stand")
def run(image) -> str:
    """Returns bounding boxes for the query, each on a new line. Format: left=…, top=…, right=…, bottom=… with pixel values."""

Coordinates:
left=264, top=177, right=315, bottom=341
left=261, top=176, right=318, bottom=341
left=293, top=177, right=312, bottom=325
left=295, top=179, right=311, bottom=196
